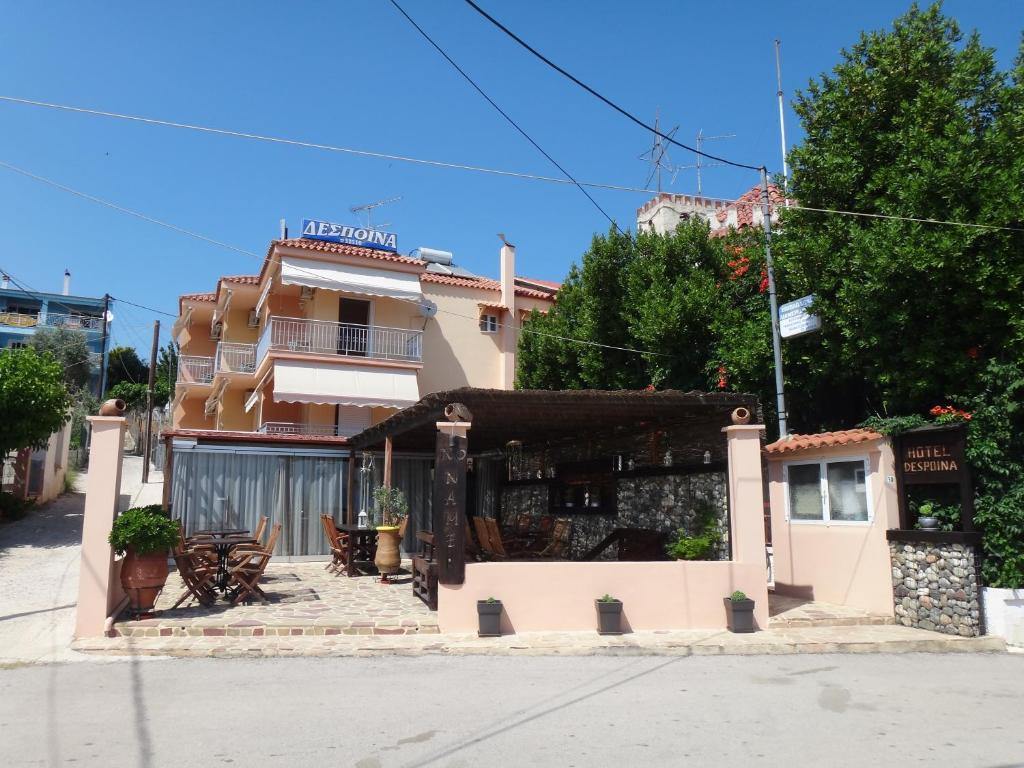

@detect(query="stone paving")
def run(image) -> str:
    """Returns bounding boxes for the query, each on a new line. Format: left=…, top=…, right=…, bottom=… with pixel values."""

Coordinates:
left=768, top=594, right=895, bottom=628
left=112, top=561, right=438, bottom=638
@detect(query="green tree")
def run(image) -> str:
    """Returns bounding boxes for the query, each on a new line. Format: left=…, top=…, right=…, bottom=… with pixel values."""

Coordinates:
left=29, top=327, right=92, bottom=393
left=0, top=348, right=72, bottom=470
left=517, top=219, right=773, bottom=402
left=153, top=342, right=178, bottom=409
left=775, top=3, right=1024, bottom=429
left=105, top=345, right=147, bottom=392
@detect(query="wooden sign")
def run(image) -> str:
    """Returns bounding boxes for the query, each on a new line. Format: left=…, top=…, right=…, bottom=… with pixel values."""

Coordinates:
left=898, top=427, right=967, bottom=485
left=893, top=423, right=973, bottom=531
left=433, top=430, right=468, bottom=585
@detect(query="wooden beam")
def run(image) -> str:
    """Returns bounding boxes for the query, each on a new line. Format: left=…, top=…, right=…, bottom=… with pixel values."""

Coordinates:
left=383, top=435, right=393, bottom=489
left=345, top=453, right=356, bottom=525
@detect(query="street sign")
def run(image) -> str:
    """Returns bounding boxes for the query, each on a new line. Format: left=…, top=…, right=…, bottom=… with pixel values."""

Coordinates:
left=779, top=294, right=821, bottom=339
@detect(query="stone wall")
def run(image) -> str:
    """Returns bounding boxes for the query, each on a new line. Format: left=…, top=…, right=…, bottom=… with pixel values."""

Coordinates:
left=500, top=470, right=728, bottom=560
left=889, top=539, right=982, bottom=637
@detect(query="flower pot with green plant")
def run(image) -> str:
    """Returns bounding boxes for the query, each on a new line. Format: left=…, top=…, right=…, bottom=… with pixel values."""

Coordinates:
left=723, top=590, right=756, bottom=633
left=916, top=501, right=940, bottom=531
left=108, top=504, right=179, bottom=617
left=373, top=486, right=409, bottom=582
left=477, top=597, right=503, bottom=637
left=595, top=593, right=623, bottom=635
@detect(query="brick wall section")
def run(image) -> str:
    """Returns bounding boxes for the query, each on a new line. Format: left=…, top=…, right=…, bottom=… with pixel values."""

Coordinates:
left=890, top=540, right=982, bottom=637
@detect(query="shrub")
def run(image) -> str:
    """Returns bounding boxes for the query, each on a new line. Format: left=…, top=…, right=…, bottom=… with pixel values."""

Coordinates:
left=0, top=491, right=35, bottom=522
left=667, top=499, right=722, bottom=560
left=62, top=466, right=79, bottom=495
left=730, top=591, right=748, bottom=602
left=372, top=486, right=409, bottom=527
left=108, top=505, right=179, bottom=556
left=598, top=594, right=619, bottom=603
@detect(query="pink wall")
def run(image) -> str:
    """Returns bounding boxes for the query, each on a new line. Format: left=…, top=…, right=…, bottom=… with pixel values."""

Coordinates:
left=768, top=440, right=900, bottom=614
left=438, top=421, right=771, bottom=634
left=74, top=417, right=127, bottom=638
left=438, top=560, right=769, bottom=633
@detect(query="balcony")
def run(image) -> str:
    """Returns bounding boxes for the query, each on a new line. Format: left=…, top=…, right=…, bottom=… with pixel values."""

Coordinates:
left=258, top=422, right=340, bottom=437
left=0, top=311, right=104, bottom=332
left=257, top=316, right=423, bottom=364
left=215, top=342, right=256, bottom=375
left=42, top=313, right=105, bottom=331
left=177, top=355, right=214, bottom=385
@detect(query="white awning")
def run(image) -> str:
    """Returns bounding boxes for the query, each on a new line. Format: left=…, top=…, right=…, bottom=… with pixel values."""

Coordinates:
left=273, top=359, right=419, bottom=409
left=280, top=255, right=422, bottom=302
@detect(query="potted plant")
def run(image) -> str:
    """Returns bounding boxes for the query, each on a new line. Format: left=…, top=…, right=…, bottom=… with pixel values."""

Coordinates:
left=373, top=486, right=409, bottom=582
left=916, top=501, right=940, bottom=530
left=595, top=593, right=623, bottom=635
left=723, top=590, right=756, bottom=633
left=477, top=597, right=502, bottom=637
left=108, top=504, right=179, bottom=617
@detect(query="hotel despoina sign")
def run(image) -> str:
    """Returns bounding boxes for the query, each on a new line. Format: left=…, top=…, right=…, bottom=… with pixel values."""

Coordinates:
left=301, top=218, right=398, bottom=253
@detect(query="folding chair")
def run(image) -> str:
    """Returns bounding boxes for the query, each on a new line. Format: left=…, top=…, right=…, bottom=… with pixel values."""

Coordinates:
left=227, top=523, right=281, bottom=605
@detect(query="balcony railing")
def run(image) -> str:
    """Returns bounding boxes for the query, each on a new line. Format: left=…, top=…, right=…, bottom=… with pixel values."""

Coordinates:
left=258, top=316, right=423, bottom=363
left=177, top=355, right=214, bottom=384
left=0, top=311, right=104, bottom=331
left=42, top=313, right=105, bottom=331
left=258, top=422, right=340, bottom=437
left=215, top=342, right=256, bottom=375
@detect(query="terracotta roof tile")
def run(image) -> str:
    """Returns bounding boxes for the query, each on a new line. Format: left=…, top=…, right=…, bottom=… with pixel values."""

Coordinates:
left=420, top=272, right=553, bottom=300
left=271, top=238, right=425, bottom=266
left=179, top=292, right=216, bottom=303
left=764, top=428, right=883, bottom=455
left=222, top=275, right=260, bottom=285
left=515, top=276, right=561, bottom=292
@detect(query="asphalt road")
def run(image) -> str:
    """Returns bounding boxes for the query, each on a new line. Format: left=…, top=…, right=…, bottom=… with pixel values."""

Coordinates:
left=1, top=653, right=1022, bottom=767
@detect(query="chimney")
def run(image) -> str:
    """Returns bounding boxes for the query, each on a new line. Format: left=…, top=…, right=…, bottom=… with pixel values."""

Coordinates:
left=62, top=269, right=71, bottom=296
left=500, top=242, right=515, bottom=314
left=279, top=218, right=288, bottom=240
left=1, top=273, right=8, bottom=289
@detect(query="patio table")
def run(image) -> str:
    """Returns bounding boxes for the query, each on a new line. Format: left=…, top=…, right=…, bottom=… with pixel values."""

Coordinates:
left=189, top=531, right=257, bottom=592
left=335, top=524, right=379, bottom=577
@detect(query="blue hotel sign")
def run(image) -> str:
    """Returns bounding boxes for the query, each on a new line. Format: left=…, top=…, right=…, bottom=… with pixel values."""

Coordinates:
left=301, top=218, right=398, bottom=253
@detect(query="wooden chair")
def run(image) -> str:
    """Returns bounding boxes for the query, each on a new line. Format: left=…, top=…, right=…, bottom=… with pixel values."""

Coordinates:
left=171, top=526, right=218, bottom=609
left=320, top=514, right=350, bottom=575
left=411, top=531, right=438, bottom=610
left=227, top=523, right=281, bottom=604
left=464, top=519, right=481, bottom=558
left=472, top=516, right=497, bottom=559
left=526, top=518, right=572, bottom=560
left=484, top=517, right=513, bottom=559
left=253, top=516, right=269, bottom=546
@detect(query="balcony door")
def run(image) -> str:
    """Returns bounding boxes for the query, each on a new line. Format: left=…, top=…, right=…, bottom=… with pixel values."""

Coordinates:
left=338, top=298, right=371, bottom=357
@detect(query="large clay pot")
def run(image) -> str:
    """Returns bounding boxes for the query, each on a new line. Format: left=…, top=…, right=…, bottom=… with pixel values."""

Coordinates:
left=120, top=547, right=169, bottom=617
left=99, top=398, right=127, bottom=416
left=374, top=526, right=402, bottom=581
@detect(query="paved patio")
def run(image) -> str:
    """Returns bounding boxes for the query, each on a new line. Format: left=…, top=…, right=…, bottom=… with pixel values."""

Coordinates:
left=768, top=594, right=895, bottom=628
left=111, top=561, right=439, bottom=638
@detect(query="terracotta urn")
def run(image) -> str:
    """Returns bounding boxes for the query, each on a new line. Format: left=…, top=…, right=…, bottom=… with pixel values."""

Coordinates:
left=375, top=525, right=402, bottom=581
left=99, top=398, right=127, bottom=416
left=120, top=547, right=169, bottom=617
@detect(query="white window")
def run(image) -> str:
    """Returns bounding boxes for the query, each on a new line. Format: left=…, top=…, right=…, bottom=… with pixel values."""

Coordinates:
left=479, top=314, right=499, bottom=333
left=784, top=457, right=871, bottom=524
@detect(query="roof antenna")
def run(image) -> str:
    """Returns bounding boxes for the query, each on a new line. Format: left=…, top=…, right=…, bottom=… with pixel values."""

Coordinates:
left=350, top=196, right=402, bottom=230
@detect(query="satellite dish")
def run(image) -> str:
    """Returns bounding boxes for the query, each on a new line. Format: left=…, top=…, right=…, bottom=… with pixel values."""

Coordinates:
left=418, top=300, right=438, bottom=318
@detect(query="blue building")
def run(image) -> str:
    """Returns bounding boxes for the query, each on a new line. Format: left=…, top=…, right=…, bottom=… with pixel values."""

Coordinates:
left=0, top=270, right=111, bottom=396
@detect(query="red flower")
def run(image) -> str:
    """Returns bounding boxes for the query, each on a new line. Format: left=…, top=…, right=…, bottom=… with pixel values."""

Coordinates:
left=966, top=347, right=979, bottom=359
left=929, top=405, right=944, bottom=416
left=645, top=384, right=656, bottom=391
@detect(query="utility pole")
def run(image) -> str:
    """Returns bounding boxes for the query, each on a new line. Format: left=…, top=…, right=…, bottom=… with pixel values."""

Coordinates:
left=142, top=320, right=160, bottom=484
left=774, top=39, right=790, bottom=198
left=97, top=293, right=110, bottom=400
left=759, top=167, right=788, bottom=438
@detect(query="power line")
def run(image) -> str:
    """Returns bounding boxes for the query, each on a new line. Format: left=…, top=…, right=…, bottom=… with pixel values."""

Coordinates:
left=460, top=0, right=761, bottom=172
left=111, top=295, right=177, bottom=319
left=385, top=0, right=623, bottom=234
left=783, top=203, right=1024, bottom=234
left=0, top=160, right=266, bottom=259
left=0, top=95, right=669, bottom=197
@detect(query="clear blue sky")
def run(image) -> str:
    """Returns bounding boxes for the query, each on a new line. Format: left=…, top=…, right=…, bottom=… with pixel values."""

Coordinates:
left=0, top=1, right=1020, bottom=353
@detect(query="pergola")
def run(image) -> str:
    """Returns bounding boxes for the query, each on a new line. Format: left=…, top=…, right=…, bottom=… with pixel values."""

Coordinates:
left=348, top=387, right=758, bottom=584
